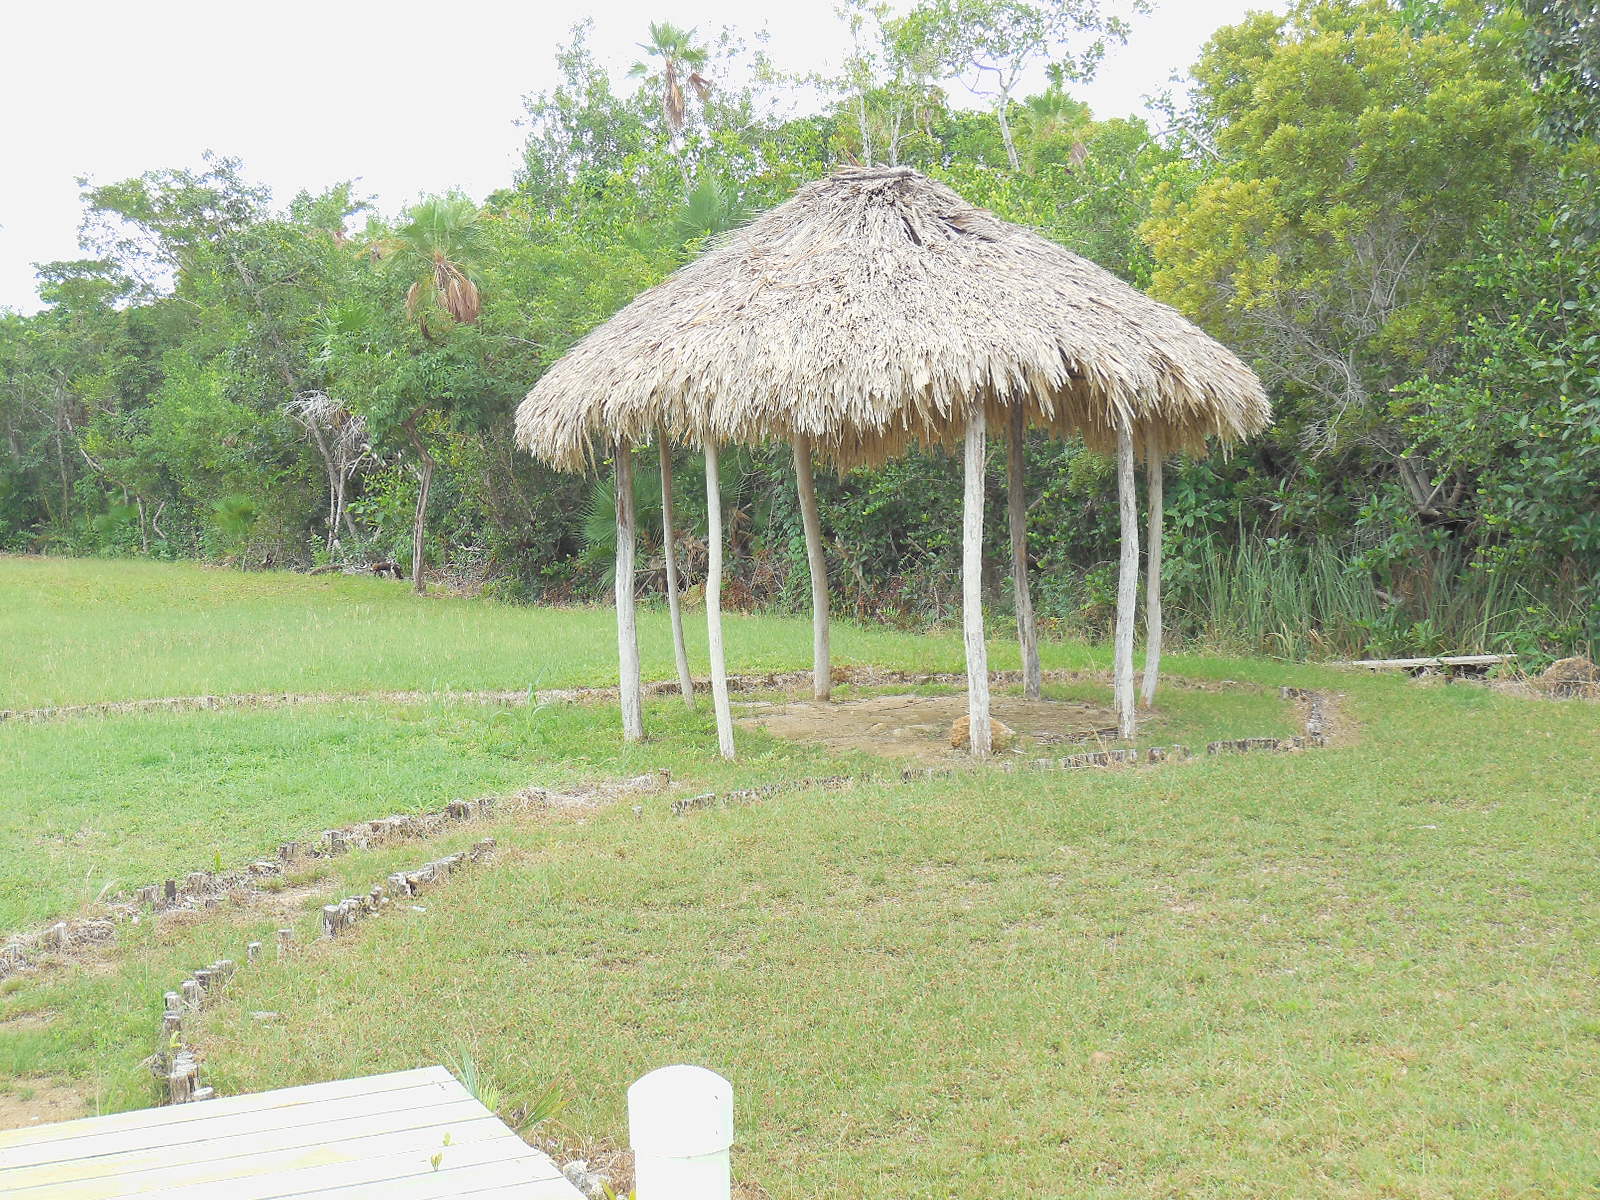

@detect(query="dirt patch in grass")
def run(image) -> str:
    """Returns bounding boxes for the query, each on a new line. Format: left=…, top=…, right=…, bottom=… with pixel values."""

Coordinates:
left=735, top=692, right=1128, bottom=764
left=0, top=1076, right=93, bottom=1131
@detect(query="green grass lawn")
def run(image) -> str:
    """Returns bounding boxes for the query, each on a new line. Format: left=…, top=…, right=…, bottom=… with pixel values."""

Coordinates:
left=2, top=557, right=1597, bottom=1198
left=0, top=676, right=1294, bottom=934
left=0, top=555, right=1105, bottom=708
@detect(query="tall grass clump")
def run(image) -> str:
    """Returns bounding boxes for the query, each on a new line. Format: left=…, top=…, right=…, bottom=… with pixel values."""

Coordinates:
left=1164, top=536, right=1576, bottom=662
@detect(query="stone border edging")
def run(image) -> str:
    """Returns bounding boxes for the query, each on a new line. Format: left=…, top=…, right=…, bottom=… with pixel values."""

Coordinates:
left=0, top=666, right=1237, bottom=726
left=0, top=774, right=668, bottom=983
left=153, top=836, right=500, bottom=1105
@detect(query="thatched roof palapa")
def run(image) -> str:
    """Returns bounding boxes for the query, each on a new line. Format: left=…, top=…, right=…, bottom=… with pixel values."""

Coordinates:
left=515, top=166, right=1269, bottom=469
left=515, top=164, right=1272, bottom=759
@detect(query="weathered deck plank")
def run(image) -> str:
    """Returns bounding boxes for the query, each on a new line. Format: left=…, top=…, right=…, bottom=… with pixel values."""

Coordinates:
left=0, top=1068, right=580, bottom=1199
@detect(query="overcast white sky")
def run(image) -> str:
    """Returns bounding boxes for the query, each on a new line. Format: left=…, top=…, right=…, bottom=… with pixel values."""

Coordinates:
left=0, top=0, right=1279, bottom=313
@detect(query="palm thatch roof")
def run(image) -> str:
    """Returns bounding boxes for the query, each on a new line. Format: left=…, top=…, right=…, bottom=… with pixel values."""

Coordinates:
left=516, top=166, right=1268, bottom=470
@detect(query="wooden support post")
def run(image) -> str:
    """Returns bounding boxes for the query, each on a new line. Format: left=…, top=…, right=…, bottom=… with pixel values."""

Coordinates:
left=276, top=928, right=294, bottom=959
left=703, top=440, right=735, bottom=759
left=1113, top=423, right=1139, bottom=739
left=791, top=436, right=831, bottom=701
left=168, top=1052, right=198, bottom=1104
left=615, top=442, right=644, bottom=742
left=659, top=438, right=695, bottom=706
left=1140, top=431, right=1164, bottom=708
left=1007, top=406, right=1041, bottom=701
left=962, top=411, right=992, bottom=756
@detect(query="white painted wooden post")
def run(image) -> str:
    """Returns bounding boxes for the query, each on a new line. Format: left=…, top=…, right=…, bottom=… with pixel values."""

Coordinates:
left=659, top=437, right=695, bottom=706
left=1113, top=424, right=1139, bottom=739
left=1007, top=405, right=1041, bottom=701
left=962, top=411, right=992, bottom=756
left=703, top=440, right=735, bottom=759
left=615, top=442, right=643, bottom=742
left=792, top=435, right=831, bottom=701
left=628, top=1065, right=733, bottom=1200
left=1141, top=430, right=1164, bottom=708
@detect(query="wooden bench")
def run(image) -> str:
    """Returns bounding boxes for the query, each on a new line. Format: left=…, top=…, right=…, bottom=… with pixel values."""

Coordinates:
left=0, top=1065, right=581, bottom=1198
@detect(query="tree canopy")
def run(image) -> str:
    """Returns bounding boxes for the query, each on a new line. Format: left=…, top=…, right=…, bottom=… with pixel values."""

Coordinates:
left=2, top=0, right=1593, bottom=660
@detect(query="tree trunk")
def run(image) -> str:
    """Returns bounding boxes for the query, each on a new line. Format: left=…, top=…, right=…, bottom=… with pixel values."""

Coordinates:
left=996, top=96, right=1020, bottom=171
left=659, top=438, right=694, bottom=706
left=962, top=411, right=992, bottom=757
left=305, top=420, right=339, bottom=553
left=792, top=436, right=831, bottom=701
left=1007, top=406, right=1041, bottom=701
left=333, top=468, right=352, bottom=547
left=704, top=440, right=735, bottom=759
left=1141, top=432, right=1164, bottom=708
left=615, top=443, right=643, bottom=742
left=403, top=417, right=434, bottom=596
left=1113, top=425, right=1139, bottom=738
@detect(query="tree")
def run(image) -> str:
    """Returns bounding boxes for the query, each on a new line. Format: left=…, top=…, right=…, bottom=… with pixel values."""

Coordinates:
left=821, top=0, right=944, bottom=167
left=383, top=194, right=489, bottom=592
left=1142, top=0, right=1543, bottom=518
left=1523, top=0, right=1600, bottom=144
left=1394, top=164, right=1600, bottom=647
left=630, top=19, right=713, bottom=187
left=896, top=0, right=1139, bottom=170
left=283, top=391, right=371, bottom=553
left=518, top=21, right=654, bottom=207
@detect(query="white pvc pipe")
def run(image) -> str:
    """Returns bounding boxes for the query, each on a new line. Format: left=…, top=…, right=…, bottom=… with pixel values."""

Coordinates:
left=628, top=1065, right=734, bottom=1200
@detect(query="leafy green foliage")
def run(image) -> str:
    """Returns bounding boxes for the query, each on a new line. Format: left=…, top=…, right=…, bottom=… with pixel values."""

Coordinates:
left=2, top=5, right=1593, bottom=656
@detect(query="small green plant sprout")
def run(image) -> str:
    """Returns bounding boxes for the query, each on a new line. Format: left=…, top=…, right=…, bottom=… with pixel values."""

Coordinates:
left=430, top=1128, right=452, bottom=1171
left=446, top=1046, right=505, bottom=1116
left=516, top=1078, right=568, bottom=1132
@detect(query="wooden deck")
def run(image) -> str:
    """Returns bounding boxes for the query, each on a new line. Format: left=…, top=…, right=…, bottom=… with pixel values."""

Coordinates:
left=0, top=1066, right=583, bottom=1198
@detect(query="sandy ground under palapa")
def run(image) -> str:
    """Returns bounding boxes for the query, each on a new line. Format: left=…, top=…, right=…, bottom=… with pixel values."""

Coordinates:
left=734, top=692, right=1123, bottom=764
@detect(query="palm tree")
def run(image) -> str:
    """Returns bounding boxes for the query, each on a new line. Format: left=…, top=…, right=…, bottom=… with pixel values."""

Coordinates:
left=387, top=194, right=485, bottom=593
left=630, top=22, right=710, bottom=140
left=674, top=175, right=748, bottom=242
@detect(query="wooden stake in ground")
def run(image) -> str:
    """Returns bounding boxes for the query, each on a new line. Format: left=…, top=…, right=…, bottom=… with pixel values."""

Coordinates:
left=792, top=436, right=831, bottom=701
left=963, top=411, right=992, bottom=756
left=659, top=437, right=694, bottom=706
left=1141, top=431, right=1164, bottom=708
left=1113, top=424, right=1139, bottom=738
left=703, top=440, right=735, bottom=759
left=615, top=443, right=643, bottom=742
left=1007, top=406, right=1041, bottom=701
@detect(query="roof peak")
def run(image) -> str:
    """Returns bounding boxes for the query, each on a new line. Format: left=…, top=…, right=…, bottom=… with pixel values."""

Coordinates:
left=828, top=165, right=920, bottom=182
